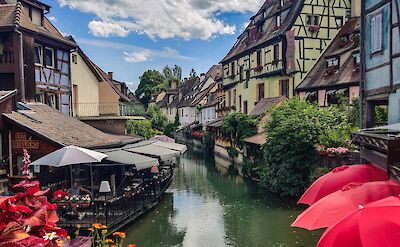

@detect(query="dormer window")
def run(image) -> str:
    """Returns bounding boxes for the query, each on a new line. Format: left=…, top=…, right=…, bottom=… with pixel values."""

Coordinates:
left=326, top=57, right=339, bottom=69
left=353, top=53, right=360, bottom=68
left=306, top=14, right=320, bottom=26
left=257, top=23, right=263, bottom=33
left=276, top=15, right=281, bottom=27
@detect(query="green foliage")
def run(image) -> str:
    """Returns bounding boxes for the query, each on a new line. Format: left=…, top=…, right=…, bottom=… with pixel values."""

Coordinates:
left=221, top=112, right=258, bottom=149
left=163, top=65, right=182, bottom=84
left=310, top=167, right=331, bottom=183
left=126, top=120, right=162, bottom=140
left=164, top=122, right=178, bottom=138
left=135, top=70, right=167, bottom=107
left=227, top=146, right=239, bottom=159
left=258, top=97, right=354, bottom=197
left=348, top=97, right=360, bottom=128
left=146, top=105, right=168, bottom=130
left=375, top=106, right=388, bottom=124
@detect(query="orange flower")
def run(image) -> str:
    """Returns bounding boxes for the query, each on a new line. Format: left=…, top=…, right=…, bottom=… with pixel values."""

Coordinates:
left=105, top=239, right=114, bottom=243
left=112, top=231, right=127, bottom=239
left=93, top=223, right=103, bottom=229
left=128, top=244, right=136, bottom=247
left=87, top=227, right=94, bottom=232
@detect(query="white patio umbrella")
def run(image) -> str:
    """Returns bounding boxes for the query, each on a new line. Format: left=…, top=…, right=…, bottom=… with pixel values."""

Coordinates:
left=31, top=146, right=108, bottom=167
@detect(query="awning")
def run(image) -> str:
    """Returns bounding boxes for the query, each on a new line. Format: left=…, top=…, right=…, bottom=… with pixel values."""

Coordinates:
left=336, top=88, right=347, bottom=94
left=243, top=132, right=266, bottom=146
left=152, top=141, right=187, bottom=154
left=124, top=143, right=180, bottom=161
left=97, top=148, right=159, bottom=170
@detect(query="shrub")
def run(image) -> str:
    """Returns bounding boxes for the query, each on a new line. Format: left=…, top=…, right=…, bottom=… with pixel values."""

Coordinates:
left=221, top=113, right=258, bottom=149
left=127, top=119, right=162, bottom=139
left=258, top=97, right=354, bottom=197
left=310, top=167, right=331, bottom=183
left=146, top=105, right=168, bottom=130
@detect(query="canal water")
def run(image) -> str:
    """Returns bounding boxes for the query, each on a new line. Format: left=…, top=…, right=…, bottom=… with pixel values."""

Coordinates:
left=124, top=149, right=322, bottom=247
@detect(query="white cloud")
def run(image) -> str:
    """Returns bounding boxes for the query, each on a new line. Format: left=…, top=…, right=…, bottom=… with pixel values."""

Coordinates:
left=123, top=50, right=152, bottom=63
left=47, top=16, right=57, bottom=22
left=88, top=20, right=129, bottom=37
left=57, top=0, right=264, bottom=40
left=77, top=38, right=192, bottom=63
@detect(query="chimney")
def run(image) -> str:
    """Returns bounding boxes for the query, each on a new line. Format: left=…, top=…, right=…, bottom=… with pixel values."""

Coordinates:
left=108, top=72, right=113, bottom=79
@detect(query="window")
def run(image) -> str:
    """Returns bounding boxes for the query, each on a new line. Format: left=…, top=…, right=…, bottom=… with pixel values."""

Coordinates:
left=230, top=62, right=236, bottom=77
left=72, top=54, right=77, bottom=64
left=280, top=0, right=285, bottom=7
left=326, top=57, right=339, bottom=69
left=371, top=13, right=383, bottom=54
left=34, top=44, right=42, bottom=65
left=228, top=90, right=232, bottom=107
left=257, top=83, right=265, bottom=102
left=306, top=14, right=320, bottom=26
left=239, top=95, right=242, bottom=112
left=233, top=89, right=237, bottom=106
left=239, top=66, right=244, bottom=81
left=47, top=94, right=58, bottom=109
left=257, top=50, right=262, bottom=67
left=244, top=101, right=248, bottom=114
left=335, top=17, right=343, bottom=27
left=353, top=53, right=360, bottom=66
left=44, top=47, right=54, bottom=68
left=257, top=23, right=263, bottom=33
left=276, top=15, right=281, bottom=27
left=280, top=80, right=289, bottom=98
left=273, top=44, right=279, bottom=63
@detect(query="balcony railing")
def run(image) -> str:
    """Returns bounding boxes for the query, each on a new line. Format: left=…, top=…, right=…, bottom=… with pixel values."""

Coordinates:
left=72, top=102, right=139, bottom=118
left=0, top=51, right=15, bottom=65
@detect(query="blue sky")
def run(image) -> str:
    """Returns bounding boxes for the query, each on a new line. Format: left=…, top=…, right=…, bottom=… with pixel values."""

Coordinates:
left=43, top=0, right=263, bottom=91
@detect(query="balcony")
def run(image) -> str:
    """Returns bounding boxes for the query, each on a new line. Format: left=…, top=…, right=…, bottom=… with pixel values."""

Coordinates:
left=0, top=51, right=15, bottom=65
left=72, top=102, right=139, bottom=118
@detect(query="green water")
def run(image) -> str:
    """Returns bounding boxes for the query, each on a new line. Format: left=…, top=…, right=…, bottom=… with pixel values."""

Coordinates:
left=124, top=149, right=321, bottom=247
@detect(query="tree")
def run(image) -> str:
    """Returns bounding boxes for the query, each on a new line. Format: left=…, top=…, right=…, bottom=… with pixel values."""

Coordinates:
left=146, top=105, right=168, bottom=130
left=221, top=113, right=258, bottom=158
left=172, top=65, right=182, bottom=82
left=189, top=68, right=197, bottom=79
left=258, top=98, right=354, bottom=197
left=135, top=70, right=167, bottom=107
left=126, top=119, right=162, bottom=140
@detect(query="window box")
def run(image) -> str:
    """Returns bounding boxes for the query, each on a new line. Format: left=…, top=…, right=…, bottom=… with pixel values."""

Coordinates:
left=308, top=25, right=320, bottom=33
left=254, top=65, right=263, bottom=72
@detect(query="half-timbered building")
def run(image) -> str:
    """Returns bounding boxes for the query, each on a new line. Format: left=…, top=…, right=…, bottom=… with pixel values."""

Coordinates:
left=361, top=0, right=400, bottom=127
left=221, top=0, right=351, bottom=114
left=0, top=0, right=76, bottom=115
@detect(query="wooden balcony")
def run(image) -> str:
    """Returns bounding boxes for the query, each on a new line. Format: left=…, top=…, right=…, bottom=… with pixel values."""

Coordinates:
left=72, top=102, right=138, bottom=118
left=0, top=51, right=15, bottom=65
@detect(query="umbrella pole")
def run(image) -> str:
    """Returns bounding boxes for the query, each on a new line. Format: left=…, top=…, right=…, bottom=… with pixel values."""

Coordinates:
left=70, top=166, right=73, bottom=188
left=90, top=165, right=94, bottom=196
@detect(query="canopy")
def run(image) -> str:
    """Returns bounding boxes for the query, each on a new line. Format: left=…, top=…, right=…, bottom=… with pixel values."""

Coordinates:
left=96, top=149, right=159, bottom=170
left=152, top=141, right=187, bottom=154
left=124, top=143, right=180, bottom=161
left=298, top=164, right=388, bottom=205
left=31, top=145, right=108, bottom=167
left=292, top=180, right=400, bottom=230
left=317, top=196, right=400, bottom=247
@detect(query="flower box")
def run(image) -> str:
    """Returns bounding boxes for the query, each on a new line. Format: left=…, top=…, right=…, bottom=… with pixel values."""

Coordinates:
left=308, top=25, right=320, bottom=33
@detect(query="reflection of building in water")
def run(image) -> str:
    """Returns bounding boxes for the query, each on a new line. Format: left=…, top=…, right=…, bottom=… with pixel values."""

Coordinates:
left=214, top=155, right=231, bottom=175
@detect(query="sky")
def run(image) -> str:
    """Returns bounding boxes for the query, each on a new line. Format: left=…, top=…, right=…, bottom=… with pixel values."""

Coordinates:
left=43, top=0, right=265, bottom=91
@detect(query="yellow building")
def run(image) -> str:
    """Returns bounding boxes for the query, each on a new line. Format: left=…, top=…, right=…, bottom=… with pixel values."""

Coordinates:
left=221, top=0, right=351, bottom=114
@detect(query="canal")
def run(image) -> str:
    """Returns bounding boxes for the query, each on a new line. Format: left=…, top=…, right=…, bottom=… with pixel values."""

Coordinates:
left=124, top=149, right=321, bottom=247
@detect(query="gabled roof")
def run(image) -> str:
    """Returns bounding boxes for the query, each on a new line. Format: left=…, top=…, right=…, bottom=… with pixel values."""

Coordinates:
left=296, top=17, right=360, bottom=91
left=243, top=132, right=266, bottom=146
left=0, top=3, right=75, bottom=47
left=250, top=96, right=286, bottom=116
left=3, top=103, right=142, bottom=148
left=221, top=0, right=304, bottom=63
left=75, top=47, right=130, bottom=102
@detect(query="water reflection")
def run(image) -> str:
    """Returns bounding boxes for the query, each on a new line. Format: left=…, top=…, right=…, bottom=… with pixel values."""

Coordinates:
left=124, top=149, right=321, bottom=247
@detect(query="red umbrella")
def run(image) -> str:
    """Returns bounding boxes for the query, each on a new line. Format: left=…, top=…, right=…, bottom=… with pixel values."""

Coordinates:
left=317, top=195, right=400, bottom=247
left=298, top=164, right=387, bottom=205
left=292, top=180, right=400, bottom=230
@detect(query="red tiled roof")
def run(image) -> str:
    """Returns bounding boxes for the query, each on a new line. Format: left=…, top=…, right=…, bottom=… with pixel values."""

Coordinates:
left=3, top=103, right=142, bottom=148
left=250, top=96, right=286, bottom=116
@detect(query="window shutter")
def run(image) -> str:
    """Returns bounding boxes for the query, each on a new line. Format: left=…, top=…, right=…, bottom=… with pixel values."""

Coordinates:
left=371, top=16, right=376, bottom=53
left=376, top=14, right=382, bottom=51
